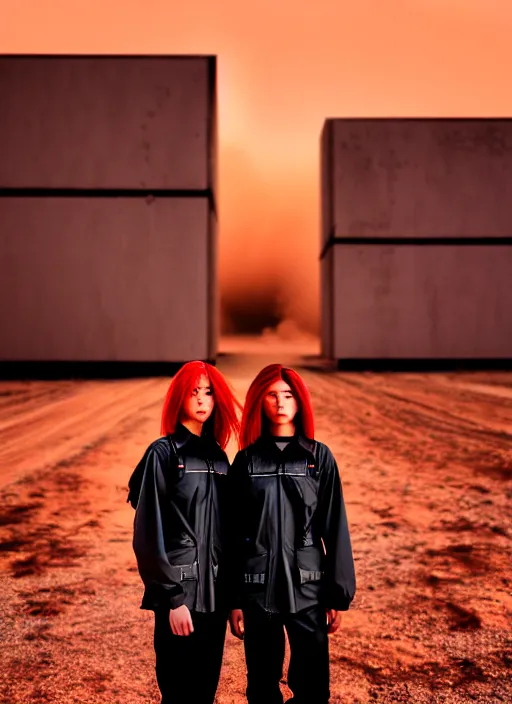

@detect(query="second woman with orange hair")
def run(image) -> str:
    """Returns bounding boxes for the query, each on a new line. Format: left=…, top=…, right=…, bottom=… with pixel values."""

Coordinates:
left=132, top=361, right=241, bottom=704
left=227, top=363, right=355, bottom=704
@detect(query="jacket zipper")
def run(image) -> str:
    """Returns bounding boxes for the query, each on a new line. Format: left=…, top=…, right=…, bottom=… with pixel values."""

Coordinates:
left=205, top=458, right=214, bottom=608
left=269, top=460, right=283, bottom=612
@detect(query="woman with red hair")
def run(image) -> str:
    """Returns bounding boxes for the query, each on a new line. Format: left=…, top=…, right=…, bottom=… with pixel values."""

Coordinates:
left=228, top=363, right=355, bottom=704
left=132, top=361, right=240, bottom=704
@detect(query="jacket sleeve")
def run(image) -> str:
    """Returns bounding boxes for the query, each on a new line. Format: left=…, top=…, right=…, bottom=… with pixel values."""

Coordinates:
left=226, top=450, right=250, bottom=610
left=132, top=444, right=185, bottom=611
left=317, top=444, right=356, bottom=611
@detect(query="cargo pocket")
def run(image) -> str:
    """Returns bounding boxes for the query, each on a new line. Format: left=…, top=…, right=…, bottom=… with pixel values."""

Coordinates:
left=166, top=544, right=198, bottom=594
left=167, top=559, right=198, bottom=605
left=166, top=541, right=195, bottom=561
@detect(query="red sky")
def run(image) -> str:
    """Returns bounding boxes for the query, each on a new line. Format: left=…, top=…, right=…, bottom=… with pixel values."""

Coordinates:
left=3, top=0, right=512, bottom=334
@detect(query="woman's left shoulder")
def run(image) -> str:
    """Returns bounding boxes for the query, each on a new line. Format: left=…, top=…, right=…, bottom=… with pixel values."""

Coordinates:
left=312, top=439, right=337, bottom=466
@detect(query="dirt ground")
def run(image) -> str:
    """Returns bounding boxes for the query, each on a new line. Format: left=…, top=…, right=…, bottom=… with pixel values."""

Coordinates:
left=1, top=338, right=511, bottom=703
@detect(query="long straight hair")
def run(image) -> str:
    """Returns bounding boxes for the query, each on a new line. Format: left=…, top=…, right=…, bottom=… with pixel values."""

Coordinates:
left=160, top=361, right=241, bottom=449
left=240, top=364, right=314, bottom=448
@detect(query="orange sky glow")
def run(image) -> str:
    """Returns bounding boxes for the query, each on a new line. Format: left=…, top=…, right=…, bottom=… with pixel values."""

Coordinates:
left=3, top=0, right=512, bottom=335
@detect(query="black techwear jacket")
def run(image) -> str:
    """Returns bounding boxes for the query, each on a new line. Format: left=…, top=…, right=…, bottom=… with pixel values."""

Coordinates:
left=132, top=423, right=229, bottom=613
left=227, top=433, right=355, bottom=613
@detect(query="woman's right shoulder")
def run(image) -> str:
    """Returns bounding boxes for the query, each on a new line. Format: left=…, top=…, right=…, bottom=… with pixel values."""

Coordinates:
left=143, top=436, right=173, bottom=460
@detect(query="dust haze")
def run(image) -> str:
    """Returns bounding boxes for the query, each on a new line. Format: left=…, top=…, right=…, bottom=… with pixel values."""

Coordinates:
left=218, top=145, right=320, bottom=337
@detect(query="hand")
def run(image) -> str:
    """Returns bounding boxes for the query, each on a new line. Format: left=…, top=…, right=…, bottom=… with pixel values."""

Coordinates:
left=169, top=604, right=194, bottom=636
left=229, top=609, right=245, bottom=639
left=326, top=609, right=341, bottom=634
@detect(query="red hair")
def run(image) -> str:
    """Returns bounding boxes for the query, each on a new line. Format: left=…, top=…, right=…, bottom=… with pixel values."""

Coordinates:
left=240, top=364, right=315, bottom=448
left=160, top=361, right=241, bottom=449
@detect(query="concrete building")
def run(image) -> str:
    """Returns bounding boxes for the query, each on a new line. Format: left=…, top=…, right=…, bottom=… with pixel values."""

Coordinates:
left=0, top=55, right=217, bottom=371
left=320, top=118, right=512, bottom=366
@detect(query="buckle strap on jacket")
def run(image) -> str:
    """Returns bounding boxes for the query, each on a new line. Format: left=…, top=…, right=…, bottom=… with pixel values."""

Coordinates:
left=168, top=562, right=198, bottom=582
left=245, top=573, right=266, bottom=584
left=298, top=569, right=323, bottom=584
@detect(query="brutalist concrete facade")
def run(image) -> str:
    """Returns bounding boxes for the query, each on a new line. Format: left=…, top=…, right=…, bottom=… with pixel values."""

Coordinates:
left=320, top=118, right=512, bottom=365
left=0, top=55, right=217, bottom=366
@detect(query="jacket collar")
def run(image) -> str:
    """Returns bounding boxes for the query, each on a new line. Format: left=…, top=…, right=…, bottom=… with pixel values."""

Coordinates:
left=255, top=431, right=316, bottom=460
left=172, top=422, right=214, bottom=450
left=296, top=434, right=316, bottom=456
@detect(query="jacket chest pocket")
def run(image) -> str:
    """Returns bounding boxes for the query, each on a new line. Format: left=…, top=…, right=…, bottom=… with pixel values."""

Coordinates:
left=249, top=458, right=311, bottom=478
left=180, top=457, right=228, bottom=476
left=182, top=457, right=209, bottom=474
left=250, top=456, right=278, bottom=477
left=282, top=460, right=308, bottom=477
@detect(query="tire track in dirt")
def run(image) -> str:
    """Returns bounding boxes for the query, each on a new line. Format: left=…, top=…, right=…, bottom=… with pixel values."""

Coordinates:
left=0, top=378, right=169, bottom=488
left=0, top=382, right=77, bottom=421
left=305, top=369, right=511, bottom=441
left=344, top=373, right=512, bottom=438
left=302, top=369, right=512, bottom=480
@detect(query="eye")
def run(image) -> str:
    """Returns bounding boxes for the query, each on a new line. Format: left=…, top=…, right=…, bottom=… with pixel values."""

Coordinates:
left=206, top=390, right=213, bottom=396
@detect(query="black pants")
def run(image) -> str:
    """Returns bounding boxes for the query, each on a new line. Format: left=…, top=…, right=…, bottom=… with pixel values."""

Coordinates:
left=243, top=604, right=330, bottom=704
left=153, top=609, right=227, bottom=704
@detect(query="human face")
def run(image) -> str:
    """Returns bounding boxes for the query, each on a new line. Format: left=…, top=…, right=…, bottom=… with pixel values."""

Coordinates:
left=180, top=374, right=215, bottom=434
left=262, top=379, right=298, bottom=435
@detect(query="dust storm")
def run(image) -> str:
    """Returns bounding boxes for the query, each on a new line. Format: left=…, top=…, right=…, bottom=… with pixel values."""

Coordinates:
left=218, top=144, right=320, bottom=337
